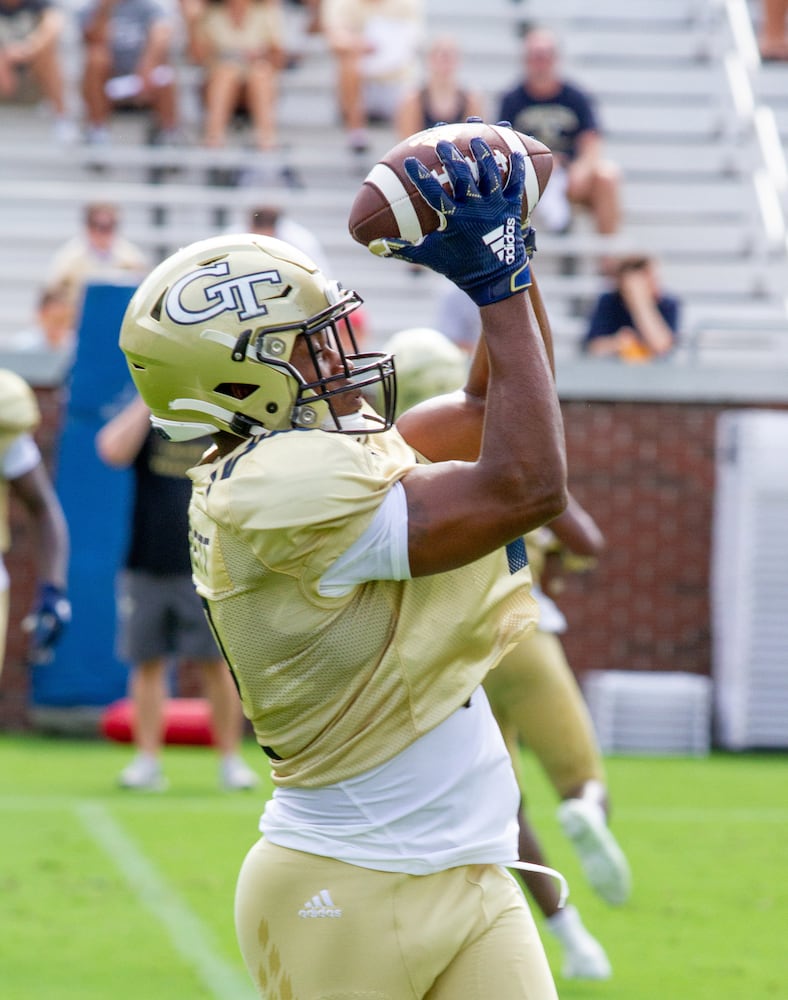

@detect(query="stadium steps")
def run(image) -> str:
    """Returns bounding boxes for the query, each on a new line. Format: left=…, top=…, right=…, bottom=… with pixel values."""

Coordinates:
left=0, top=0, right=785, bottom=360
left=501, top=0, right=788, bottom=354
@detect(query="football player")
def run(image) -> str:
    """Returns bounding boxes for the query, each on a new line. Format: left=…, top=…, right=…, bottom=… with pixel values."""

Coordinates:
left=385, top=326, right=630, bottom=979
left=485, top=507, right=630, bottom=979
left=0, top=369, right=70, bottom=673
left=120, top=137, right=567, bottom=998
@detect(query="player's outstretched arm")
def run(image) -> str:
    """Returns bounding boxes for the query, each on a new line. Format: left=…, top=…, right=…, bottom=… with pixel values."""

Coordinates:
left=401, top=290, right=566, bottom=578
left=381, top=137, right=565, bottom=577
left=13, top=462, right=71, bottom=664
left=397, top=255, right=552, bottom=466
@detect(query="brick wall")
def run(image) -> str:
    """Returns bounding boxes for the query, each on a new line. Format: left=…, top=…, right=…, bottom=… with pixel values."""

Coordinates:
left=557, top=400, right=721, bottom=679
left=1, top=388, right=786, bottom=730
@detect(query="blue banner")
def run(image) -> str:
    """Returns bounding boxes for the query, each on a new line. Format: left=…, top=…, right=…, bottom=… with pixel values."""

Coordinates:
left=32, top=282, right=138, bottom=707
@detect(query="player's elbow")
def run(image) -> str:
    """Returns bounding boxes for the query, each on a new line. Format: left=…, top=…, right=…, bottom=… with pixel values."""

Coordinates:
left=536, top=447, right=568, bottom=517
left=528, top=478, right=568, bottom=530
left=500, top=463, right=568, bottom=535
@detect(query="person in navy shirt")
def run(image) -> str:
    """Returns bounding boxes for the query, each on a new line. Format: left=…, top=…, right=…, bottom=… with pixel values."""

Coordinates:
left=498, top=27, right=621, bottom=237
left=583, top=255, right=680, bottom=361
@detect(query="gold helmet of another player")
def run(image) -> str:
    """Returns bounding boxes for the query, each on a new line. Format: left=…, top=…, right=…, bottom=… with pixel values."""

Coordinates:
left=120, top=233, right=396, bottom=440
left=384, top=327, right=468, bottom=417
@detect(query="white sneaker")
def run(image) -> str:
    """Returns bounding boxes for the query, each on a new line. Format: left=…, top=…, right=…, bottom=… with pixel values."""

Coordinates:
left=53, top=117, right=79, bottom=145
left=118, top=754, right=167, bottom=791
left=220, top=755, right=258, bottom=791
left=557, top=798, right=631, bottom=906
left=546, top=905, right=612, bottom=980
left=85, top=125, right=111, bottom=146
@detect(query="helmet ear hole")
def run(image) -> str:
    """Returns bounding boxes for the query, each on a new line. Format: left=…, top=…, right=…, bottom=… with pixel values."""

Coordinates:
left=215, top=383, right=258, bottom=400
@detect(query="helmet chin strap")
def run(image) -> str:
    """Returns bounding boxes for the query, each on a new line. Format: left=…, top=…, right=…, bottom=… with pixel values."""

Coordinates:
left=162, top=397, right=265, bottom=439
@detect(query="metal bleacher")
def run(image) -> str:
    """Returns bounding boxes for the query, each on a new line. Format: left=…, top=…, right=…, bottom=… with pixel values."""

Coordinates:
left=518, top=0, right=788, bottom=365
left=0, top=0, right=787, bottom=375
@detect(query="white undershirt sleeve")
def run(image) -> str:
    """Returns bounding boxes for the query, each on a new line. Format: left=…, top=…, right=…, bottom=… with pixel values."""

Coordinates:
left=318, top=481, right=411, bottom=596
left=3, top=433, right=41, bottom=480
left=0, top=434, right=41, bottom=593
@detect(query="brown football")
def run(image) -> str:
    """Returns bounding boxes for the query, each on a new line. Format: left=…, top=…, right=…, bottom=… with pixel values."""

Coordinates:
left=348, top=121, right=553, bottom=248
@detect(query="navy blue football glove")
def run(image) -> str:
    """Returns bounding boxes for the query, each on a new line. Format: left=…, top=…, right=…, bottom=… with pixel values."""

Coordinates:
left=370, top=137, right=531, bottom=307
left=23, top=582, right=71, bottom=665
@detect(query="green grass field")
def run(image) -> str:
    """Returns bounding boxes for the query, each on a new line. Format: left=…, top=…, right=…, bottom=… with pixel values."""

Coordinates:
left=0, top=734, right=785, bottom=999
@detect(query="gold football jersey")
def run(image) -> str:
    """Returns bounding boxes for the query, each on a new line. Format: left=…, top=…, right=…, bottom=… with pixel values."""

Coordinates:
left=0, top=370, right=41, bottom=553
left=189, top=425, right=537, bottom=787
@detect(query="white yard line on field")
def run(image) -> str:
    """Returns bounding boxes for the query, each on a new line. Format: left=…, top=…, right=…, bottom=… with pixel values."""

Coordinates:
left=74, top=801, right=257, bottom=1000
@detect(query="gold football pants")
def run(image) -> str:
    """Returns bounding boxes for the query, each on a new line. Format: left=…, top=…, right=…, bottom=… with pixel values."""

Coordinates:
left=235, top=840, right=558, bottom=999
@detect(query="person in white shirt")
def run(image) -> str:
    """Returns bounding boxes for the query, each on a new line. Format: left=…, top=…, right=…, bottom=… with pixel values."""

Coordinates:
left=46, top=203, right=149, bottom=328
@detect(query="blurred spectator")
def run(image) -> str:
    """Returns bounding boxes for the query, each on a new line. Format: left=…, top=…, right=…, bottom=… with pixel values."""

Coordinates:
left=298, top=0, right=320, bottom=33
left=322, top=0, right=424, bottom=154
left=46, top=202, right=149, bottom=323
left=395, top=33, right=485, bottom=137
left=759, top=0, right=788, bottom=60
left=582, top=255, right=679, bottom=362
left=246, top=203, right=330, bottom=271
left=498, top=27, right=621, bottom=237
left=181, top=0, right=285, bottom=152
left=78, top=0, right=179, bottom=145
left=0, top=0, right=76, bottom=142
left=0, top=368, right=70, bottom=673
left=4, top=284, right=75, bottom=361
left=247, top=204, right=374, bottom=351
left=96, top=394, right=258, bottom=792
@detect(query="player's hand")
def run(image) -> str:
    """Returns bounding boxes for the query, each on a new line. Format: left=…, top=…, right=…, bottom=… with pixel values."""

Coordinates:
left=23, top=582, right=71, bottom=666
left=370, top=137, right=531, bottom=306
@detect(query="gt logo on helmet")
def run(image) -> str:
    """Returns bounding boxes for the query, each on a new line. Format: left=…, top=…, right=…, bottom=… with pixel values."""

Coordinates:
left=165, top=261, right=282, bottom=324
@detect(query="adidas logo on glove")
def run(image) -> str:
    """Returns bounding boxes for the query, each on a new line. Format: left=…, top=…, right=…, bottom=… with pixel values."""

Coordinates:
left=482, top=216, right=519, bottom=265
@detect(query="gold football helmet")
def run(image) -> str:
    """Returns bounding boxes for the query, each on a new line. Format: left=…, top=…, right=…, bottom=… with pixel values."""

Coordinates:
left=120, top=233, right=396, bottom=440
left=384, top=327, right=468, bottom=417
